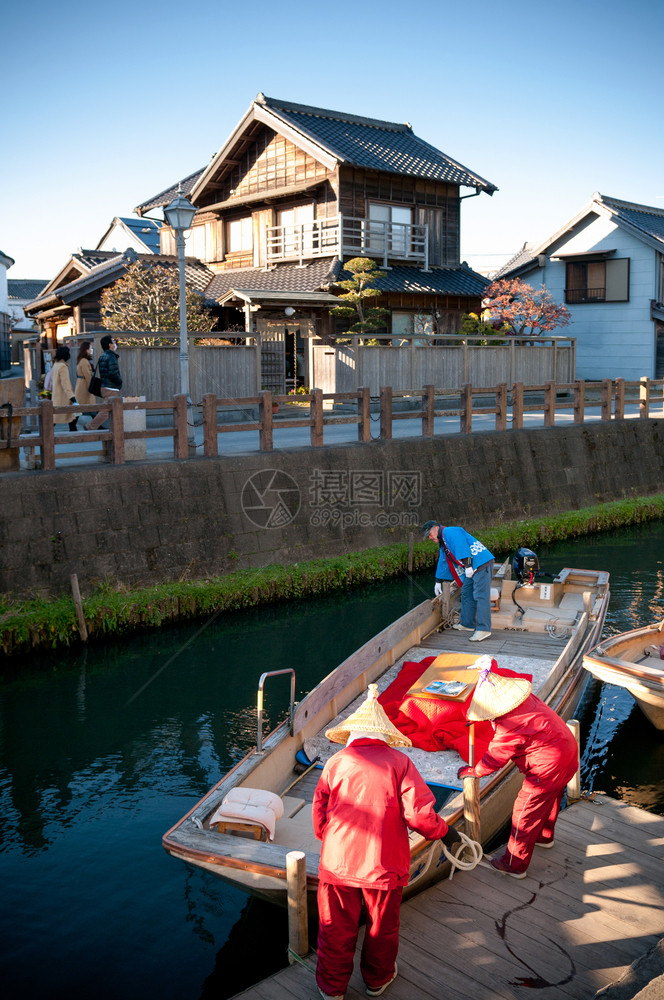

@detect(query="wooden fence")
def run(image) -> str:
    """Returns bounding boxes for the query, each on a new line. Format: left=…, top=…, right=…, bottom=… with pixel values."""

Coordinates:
left=310, top=335, right=576, bottom=395
left=1, top=378, right=663, bottom=472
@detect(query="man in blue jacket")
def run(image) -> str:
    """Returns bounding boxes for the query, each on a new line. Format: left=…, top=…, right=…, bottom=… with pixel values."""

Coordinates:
left=422, top=521, right=494, bottom=641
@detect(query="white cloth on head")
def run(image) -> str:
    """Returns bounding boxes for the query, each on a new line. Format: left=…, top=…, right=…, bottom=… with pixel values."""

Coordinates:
left=347, top=730, right=388, bottom=746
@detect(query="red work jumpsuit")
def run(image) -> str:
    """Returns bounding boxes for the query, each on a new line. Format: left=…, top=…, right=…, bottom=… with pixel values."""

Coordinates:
left=474, top=693, right=578, bottom=873
left=312, top=737, right=448, bottom=996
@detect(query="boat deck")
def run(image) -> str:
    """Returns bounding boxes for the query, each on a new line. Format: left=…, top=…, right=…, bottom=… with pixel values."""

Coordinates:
left=232, top=795, right=664, bottom=1000
left=421, top=623, right=568, bottom=660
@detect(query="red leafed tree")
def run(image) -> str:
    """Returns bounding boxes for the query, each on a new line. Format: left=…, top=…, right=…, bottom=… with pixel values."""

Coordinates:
left=482, top=278, right=571, bottom=336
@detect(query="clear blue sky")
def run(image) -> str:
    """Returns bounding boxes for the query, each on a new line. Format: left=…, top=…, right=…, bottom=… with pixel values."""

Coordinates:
left=3, top=0, right=663, bottom=280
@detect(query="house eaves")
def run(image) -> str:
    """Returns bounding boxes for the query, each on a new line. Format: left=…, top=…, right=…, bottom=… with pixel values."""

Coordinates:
left=218, top=288, right=341, bottom=307
left=134, top=168, right=206, bottom=218
left=531, top=192, right=664, bottom=260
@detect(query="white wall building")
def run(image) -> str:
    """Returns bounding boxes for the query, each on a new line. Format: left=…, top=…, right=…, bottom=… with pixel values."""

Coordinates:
left=498, top=194, right=664, bottom=381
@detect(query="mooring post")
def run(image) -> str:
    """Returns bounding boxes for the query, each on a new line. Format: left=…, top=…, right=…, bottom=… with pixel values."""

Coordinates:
left=566, top=719, right=581, bottom=802
left=70, top=573, right=88, bottom=643
left=286, top=850, right=308, bottom=963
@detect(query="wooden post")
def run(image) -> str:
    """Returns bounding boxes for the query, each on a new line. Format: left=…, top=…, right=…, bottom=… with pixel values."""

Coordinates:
left=109, top=396, right=125, bottom=465
left=512, top=382, right=523, bottom=430
left=380, top=386, right=392, bottom=440
left=173, top=394, right=189, bottom=460
left=259, top=390, right=273, bottom=452
left=310, top=388, right=324, bottom=446
left=39, top=399, right=56, bottom=471
left=70, top=573, right=88, bottom=642
left=544, top=380, right=555, bottom=428
left=640, top=377, right=650, bottom=418
left=357, top=386, right=371, bottom=443
left=407, top=531, right=414, bottom=573
left=202, top=394, right=218, bottom=457
left=286, top=850, right=308, bottom=963
left=495, top=382, right=507, bottom=432
left=460, top=383, right=472, bottom=434
left=422, top=384, right=435, bottom=436
left=566, top=719, right=581, bottom=803
left=463, top=723, right=481, bottom=841
left=601, top=379, right=612, bottom=421
left=574, top=380, right=585, bottom=424
left=614, top=378, right=625, bottom=420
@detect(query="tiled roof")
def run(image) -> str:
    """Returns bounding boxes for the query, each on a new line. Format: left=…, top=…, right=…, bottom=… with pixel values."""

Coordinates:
left=205, top=258, right=339, bottom=300
left=494, top=244, right=537, bottom=279
left=329, top=260, right=489, bottom=297
left=205, top=257, right=487, bottom=302
left=600, top=194, right=664, bottom=246
left=134, top=168, right=205, bottom=216
left=261, top=95, right=497, bottom=192
left=26, top=251, right=213, bottom=312
left=8, top=279, right=49, bottom=300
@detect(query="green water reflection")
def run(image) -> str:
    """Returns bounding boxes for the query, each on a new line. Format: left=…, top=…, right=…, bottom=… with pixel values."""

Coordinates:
left=1, top=525, right=663, bottom=999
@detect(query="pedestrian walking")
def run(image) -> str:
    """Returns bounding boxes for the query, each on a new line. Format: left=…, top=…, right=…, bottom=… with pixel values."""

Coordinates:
left=87, top=335, right=122, bottom=431
left=313, top=684, right=461, bottom=999
left=50, top=346, right=78, bottom=432
left=74, top=340, right=96, bottom=418
left=422, top=521, right=495, bottom=641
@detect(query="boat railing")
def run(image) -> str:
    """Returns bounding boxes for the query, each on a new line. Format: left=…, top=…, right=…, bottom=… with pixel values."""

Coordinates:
left=256, top=669, right=296, bottom=754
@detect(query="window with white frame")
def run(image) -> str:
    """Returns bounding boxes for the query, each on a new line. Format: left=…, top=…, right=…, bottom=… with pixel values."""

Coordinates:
left=278, top=205, right=314, bottom=254
left=368, top=203, right=412, bottom=254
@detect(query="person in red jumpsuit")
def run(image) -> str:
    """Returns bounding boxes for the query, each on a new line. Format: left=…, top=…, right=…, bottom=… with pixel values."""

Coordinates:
left=313, top=683, right=461, bottom=999
left=457, top=661, right=578, bottom=879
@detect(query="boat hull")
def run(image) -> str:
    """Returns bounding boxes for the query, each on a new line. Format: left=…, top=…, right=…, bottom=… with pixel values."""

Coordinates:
left=583, top=621, right=664, bottom=731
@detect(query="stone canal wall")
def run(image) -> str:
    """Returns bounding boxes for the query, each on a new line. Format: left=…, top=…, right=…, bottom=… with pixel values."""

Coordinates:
left=2, top=419, right=663, bottom=597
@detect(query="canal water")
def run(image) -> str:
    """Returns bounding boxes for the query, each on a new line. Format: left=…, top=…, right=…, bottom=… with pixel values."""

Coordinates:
left=1, top=524, right=663, bottom=1000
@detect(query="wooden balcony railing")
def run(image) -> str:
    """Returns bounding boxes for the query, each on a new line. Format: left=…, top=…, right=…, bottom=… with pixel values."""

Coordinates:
left=264, top=214, right=429, bottom=268
left=1, top=378, right=663, bottom=472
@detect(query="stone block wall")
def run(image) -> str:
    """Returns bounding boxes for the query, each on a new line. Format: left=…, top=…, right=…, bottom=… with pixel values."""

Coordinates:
left=1, top=419, right=663, bottom=598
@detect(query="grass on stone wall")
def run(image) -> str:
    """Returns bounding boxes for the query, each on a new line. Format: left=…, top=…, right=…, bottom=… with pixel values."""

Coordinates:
left=2, top=493, right=664, bottom=657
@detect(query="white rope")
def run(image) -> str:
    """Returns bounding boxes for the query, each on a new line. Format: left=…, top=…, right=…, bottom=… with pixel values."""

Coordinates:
left=441, top=831, right=483, bottom=880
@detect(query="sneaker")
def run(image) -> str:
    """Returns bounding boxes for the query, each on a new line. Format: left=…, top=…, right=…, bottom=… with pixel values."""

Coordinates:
left=452, top=623, right=474, bottom=631
left=490, top=856, right=527, bottom=879
left=469, top=630, right=491, bottom=642
left=535, top=839, right=554, bottom=849
left=366, top=963, right=398, bottom=997
left=318, top=987, right=344, bottom=1000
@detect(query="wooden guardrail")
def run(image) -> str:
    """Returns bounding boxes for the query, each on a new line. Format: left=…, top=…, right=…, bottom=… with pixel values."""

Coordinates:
left=1, top=378, right=663, bottom=472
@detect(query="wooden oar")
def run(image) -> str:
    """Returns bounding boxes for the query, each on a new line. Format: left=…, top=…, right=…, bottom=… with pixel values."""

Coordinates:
left=463, top=722, right=481, bottom=842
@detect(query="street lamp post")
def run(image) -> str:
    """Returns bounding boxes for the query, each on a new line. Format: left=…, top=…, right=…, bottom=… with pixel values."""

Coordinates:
left=164, top=186, right=197, bottom=452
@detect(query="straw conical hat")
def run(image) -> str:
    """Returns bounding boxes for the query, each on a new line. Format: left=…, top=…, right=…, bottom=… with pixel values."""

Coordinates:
left=465, top=656, right=531, bottom=722
left=325, top=684, right=412, bottom=747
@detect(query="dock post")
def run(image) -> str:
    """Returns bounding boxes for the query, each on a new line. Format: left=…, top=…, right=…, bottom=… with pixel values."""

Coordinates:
left=566, top=719, right=581, bottom=802
left=286, top=850, right=308, bottom=963
left=70, top=573, right=88, bottom=643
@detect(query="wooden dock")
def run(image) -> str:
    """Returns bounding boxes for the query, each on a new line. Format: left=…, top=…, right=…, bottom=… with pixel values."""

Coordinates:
left=232, top=795, right=664, bottom=1000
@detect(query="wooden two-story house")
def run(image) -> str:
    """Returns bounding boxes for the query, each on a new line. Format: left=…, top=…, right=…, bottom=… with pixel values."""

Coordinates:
left=135, top=93, right=497, bottom=387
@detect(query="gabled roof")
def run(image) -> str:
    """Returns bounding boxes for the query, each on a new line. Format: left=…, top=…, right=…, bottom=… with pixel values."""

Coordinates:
left=499, top=193, right=664, bottom=279
left=96, top=216, right=162, bottom=253
left=135, top=93, right=497, bottom=215
left=8, top=279, right=49, bottom=300
left=25, top=250, right=213, bottom=315
left=494, top=243, right=538, bottom=279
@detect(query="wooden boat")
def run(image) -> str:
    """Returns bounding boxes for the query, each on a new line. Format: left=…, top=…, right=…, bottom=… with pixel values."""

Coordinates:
left=583, top=621, right=664, bottom=730
left=163, top=564, right=610, bottom=904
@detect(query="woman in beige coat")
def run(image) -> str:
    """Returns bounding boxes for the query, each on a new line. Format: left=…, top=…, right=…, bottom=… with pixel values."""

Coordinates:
left=74, top=340, right=96, bottom=418
left=51, top=345, right=78, bottom=431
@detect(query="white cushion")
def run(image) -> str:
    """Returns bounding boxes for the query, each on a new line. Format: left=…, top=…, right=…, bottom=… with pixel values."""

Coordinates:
left=209, top=787, right=284, bottom=840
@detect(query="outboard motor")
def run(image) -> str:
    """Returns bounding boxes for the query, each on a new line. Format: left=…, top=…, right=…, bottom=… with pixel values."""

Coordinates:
left=513, top=547, right=540, bottom=584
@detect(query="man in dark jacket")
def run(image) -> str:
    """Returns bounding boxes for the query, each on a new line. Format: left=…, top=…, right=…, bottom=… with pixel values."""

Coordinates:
left=87, top=336, right=122, bottom=430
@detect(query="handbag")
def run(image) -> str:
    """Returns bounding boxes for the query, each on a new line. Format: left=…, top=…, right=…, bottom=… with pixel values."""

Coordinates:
left=88, top=361, right=102, bottom=396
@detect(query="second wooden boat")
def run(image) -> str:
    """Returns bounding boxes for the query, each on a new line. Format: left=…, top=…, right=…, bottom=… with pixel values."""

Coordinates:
left=583, top=621, right=664, bottom=730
